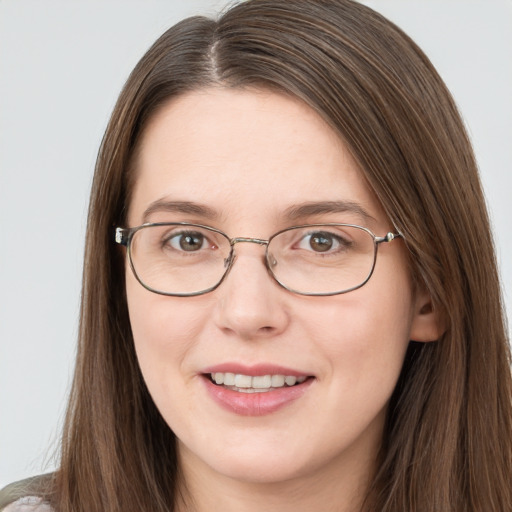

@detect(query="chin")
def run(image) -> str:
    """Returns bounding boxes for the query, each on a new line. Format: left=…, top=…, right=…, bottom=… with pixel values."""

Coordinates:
left=211, top=456, right=311, bottom=485
left=187, top=437, right=335, bottom=486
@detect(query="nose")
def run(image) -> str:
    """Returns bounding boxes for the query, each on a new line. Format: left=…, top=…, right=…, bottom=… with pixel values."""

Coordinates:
left=213, top=243, right=290, bottom=340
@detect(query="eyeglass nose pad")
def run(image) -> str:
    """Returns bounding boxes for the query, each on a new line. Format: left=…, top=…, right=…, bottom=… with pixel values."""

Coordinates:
left=224, top=250, right=236, bottom=269
left=267, top=252, right=278, bottom=269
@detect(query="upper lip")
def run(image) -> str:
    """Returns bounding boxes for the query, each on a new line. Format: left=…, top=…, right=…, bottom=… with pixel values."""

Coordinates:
left=202, top=362, right=312, bottom=377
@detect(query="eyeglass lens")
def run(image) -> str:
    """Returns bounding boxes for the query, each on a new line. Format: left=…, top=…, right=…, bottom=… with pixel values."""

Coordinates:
left=127, top=224, right=377, bottom=296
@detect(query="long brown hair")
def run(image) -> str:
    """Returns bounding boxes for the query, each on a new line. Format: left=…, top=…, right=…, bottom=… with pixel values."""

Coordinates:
left=47, top=1, right=512, bottom=510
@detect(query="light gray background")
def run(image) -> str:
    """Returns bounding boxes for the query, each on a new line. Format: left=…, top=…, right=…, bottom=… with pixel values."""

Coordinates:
left=1, top=0, right=511, bottom=487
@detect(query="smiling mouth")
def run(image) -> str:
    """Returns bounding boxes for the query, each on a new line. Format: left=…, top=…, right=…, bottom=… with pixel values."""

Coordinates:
left=207, top=372, right=312, bottom=393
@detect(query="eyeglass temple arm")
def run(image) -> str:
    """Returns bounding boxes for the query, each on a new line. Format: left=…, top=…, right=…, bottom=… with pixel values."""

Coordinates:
left=375, top=231, right=403, bottom=244
left=115, top=227, right=129, bottom=246
left=114, top=227, right=403, bottom=246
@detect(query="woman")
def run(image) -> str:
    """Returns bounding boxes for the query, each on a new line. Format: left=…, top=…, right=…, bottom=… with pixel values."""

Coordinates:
left=2, top=0, right=511, bottom=510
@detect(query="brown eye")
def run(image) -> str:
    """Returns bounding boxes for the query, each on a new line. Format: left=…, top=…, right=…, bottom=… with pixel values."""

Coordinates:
left=309, top=233, right=333, bottom=252
left=169, top=232, right=207, bottom=252
left=295, top=231, right=340, bottom=253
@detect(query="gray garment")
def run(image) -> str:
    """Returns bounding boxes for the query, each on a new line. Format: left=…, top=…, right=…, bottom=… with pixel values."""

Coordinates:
left=0, top=476, right=53, bottom=512
left=2, top=497, right=53, bottom=512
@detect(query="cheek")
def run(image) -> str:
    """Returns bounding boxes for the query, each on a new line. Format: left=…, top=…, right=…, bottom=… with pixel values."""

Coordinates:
left=125, top=273, right=209, bottom=396
left=299, top=273, right=414, bottom=398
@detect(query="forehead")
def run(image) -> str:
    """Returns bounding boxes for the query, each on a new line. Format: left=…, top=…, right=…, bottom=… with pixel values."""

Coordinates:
left=128, top=87, right=385, bottom=231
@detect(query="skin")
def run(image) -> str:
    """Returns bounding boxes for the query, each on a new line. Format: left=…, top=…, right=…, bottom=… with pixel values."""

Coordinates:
left=125, top=88, right=439, bottom=512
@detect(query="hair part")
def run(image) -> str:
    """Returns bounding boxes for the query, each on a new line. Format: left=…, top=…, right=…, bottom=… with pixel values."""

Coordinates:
left=48, top=1, right=511, bottom=511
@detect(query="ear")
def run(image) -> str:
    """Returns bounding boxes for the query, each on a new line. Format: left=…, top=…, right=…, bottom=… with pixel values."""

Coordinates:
left=409, top=287, right=445, bottom=342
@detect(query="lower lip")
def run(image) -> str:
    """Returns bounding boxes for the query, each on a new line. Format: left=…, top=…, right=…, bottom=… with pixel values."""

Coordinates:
left=202, top=376, right=313, bottom=416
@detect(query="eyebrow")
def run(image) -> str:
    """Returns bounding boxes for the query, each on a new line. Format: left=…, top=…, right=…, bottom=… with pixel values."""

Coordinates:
left=142, top=200, right=220, bottom=223
left=141, top=199, right=375, bottom=225
left=283, top=201, right=376, bottom=223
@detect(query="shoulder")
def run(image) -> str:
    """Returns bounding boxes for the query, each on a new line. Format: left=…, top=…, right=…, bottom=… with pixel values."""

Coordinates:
left=2, top=497, right=53, bottom=512
left=0, top=475, right=54, bottom=512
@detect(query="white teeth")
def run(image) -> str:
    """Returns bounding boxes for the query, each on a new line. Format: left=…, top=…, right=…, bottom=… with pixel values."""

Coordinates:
left=223, top=372, right=236, bottom=386
left=271, top=374, right=285, bottom=387
left=210, top=372, right=308, bottom=390
left=235, top=374, right=252, bottom=388
left=252, top=375, right=272, bottom=389
left=285, top=376, right=297, bottom=386
left=235, top=387, right=270, bottom=393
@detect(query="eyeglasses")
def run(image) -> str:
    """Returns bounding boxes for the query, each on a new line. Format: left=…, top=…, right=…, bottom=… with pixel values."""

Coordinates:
left=115, top=222, right=401, bottom=297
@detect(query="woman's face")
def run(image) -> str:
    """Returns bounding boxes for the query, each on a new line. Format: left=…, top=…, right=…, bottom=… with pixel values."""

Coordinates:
left=126, top=88, right=430, bottom=489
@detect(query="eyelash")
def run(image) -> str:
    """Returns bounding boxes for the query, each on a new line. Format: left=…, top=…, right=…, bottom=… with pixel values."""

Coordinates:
left=162, top=230, right=215, bottom=252
left=152, top=225, right=355, bottom=256
left=294, top=231, right=351, bottom=254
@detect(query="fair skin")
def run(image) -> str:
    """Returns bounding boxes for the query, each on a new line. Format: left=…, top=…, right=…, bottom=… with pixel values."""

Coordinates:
left=125, top=88, right=439, bottom=512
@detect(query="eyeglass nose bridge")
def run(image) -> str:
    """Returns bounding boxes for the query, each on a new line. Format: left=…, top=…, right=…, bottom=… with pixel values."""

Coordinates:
left=230, top=237, right=269, bottom=246
left=223, top=237, right=271, bottom=271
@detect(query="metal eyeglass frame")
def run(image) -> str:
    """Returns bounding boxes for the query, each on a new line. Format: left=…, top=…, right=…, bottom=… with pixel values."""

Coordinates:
left=115, top=222, right=402, bottom=297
